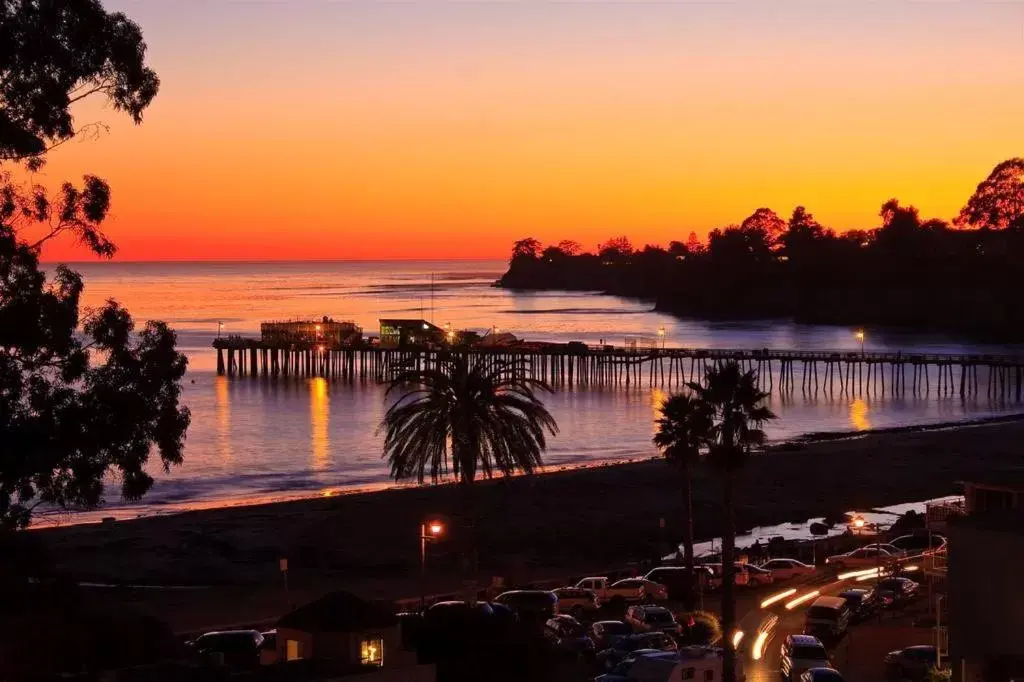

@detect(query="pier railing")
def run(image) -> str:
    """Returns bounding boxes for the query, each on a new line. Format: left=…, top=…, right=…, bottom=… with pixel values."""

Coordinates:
left=211, top=337, right=1024, bottom=399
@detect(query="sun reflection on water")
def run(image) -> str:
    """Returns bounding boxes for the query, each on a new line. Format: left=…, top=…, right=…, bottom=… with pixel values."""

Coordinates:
left=310, top=377, right=330, bottom=470
left=849, top=398, right=871, bottom=430
left=215, top=376, right=231, bottom=463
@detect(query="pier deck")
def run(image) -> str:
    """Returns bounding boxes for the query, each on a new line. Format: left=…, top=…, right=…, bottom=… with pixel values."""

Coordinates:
left=212, top=337, right=1024, bottom=399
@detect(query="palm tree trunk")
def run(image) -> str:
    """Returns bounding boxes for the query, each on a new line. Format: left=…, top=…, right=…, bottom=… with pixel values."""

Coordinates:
left=721, top=469, right=737, bottom=682
left=680, top=462, right=695, bottom=608
left=458, top=475, right=478, bottom=604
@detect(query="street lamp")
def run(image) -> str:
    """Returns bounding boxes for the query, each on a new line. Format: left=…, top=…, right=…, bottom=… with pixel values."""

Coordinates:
left=855, top=329, right=865, bottom=355
left=420, top=518, right=446, bottom=611
left=657, top=325, right=666, bottom=350
left=217, top=321, right=223, bottom=338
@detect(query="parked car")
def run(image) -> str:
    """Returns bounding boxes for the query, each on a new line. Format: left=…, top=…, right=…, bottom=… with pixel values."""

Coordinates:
left=643, top=566, right=716, bottom=598
left=800, top=668, right=845, bottom=682
left=576, top=576, right=668, bottom=603
left=883, top=645, right=938, bottom=681
left=803, top=596, right=851, bottom=639
left=624, top=605, right=679, bottom=634
left=760, top=558, right=817, bottom=580
left=888, top=533, right=946, bottom=555
left=745, top=564, right=775, bottom=586
left=596, top=632, right=678, bottom=671
left=187, top=630, right=264, bottom=669
left=552, top=587, right=601, bottom=618
left=589, top=620, right=634, bottom=649
left=542, top=615, right=596, bottom=661
left=837, top=588, right=877, bottom=622
left=598, top=647, right=736, bottom=682
left=825, top=546, right=895, bottom=569
left=780, top=634, right=833, bottom=681
left=492, top=590, right=558, bottom=622
left=861, top=542, right=907, bottom=557
left=703, top=563, right=751, bottom=588
left=874, top=577, right=920, bottom=607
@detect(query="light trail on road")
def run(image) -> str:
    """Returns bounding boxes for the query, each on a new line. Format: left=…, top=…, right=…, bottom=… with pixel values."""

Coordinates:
left=760, top=588, right=797, bottom=608
left=784, top=589, right=820, bottom=610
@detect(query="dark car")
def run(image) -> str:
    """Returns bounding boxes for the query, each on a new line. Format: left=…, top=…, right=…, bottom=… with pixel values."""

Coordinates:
left=188, top=630, right=264, bottom=669
left=589, top=620, right=634, bottom=650
left=595, top=632, right=677, bottom=671
left=493, top=590, right=558, bottom=623
left=874, top=577, right=920, bottom=608
left=884, top=645, right=938, bottom=681
left=838, top=588, right=877, bottom=622
left=643, top=566, right=715, bottom=599
left=543, top=615, right=596, bottom=661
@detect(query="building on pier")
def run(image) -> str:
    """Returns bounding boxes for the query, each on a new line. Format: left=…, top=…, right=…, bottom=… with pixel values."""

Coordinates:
left=261, top=317, right=362, bottom=348
left=378, top=319, right=444, bottom=348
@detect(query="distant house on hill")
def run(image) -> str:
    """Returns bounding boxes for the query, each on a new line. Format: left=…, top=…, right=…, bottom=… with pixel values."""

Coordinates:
left=378, top=319, right=444, bottom=348
left=275, top=591, right=433, bottom=680
left=261, top=316, right=362, bottom=348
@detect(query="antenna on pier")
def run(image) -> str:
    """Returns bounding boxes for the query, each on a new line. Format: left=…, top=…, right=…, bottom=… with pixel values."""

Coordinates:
left=430, top=272, right=435, bottom=324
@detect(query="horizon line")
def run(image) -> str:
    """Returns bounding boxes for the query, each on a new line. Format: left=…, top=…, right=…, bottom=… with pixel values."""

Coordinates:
left=40, top=256, right=509, bottom=264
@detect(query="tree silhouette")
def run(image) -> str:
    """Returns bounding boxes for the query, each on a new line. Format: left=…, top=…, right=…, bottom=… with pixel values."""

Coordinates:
left=691, top=362, right=775, bottom=682
left=956, top=158, right=1024, bottom=231
left=1, top=0, right=188, bottom=531
left=511, top=237, right=542, bottom=261
left=653, top=394, right=713, bottom=607
left=379, top=355, right=557, bottom=592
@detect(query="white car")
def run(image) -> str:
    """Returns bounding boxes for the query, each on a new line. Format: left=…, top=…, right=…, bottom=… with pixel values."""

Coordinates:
left=575, top=577, right=668, bottom=603
left=624, top=605, right=678, bottom=634
left=861, top=542, right=906, bottom=557
left=760, top=558, right=817, bottom=580
left=552, top=587, right=601, bottom=618
left=825, top=546, right=894, bottom=569
left=780, top=634, right=833, bottom=681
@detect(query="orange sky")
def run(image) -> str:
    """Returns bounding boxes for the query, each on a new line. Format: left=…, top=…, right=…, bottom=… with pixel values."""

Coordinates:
left=31, top=1, right=1024, bottom=261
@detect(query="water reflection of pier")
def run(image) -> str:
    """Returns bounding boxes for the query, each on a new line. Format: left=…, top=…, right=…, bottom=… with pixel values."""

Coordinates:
left=212, top=338, right=1024, bottom=399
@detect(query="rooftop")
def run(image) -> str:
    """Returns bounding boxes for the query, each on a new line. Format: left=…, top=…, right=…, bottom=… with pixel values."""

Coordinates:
left=277, top=591, right=397, bottom=633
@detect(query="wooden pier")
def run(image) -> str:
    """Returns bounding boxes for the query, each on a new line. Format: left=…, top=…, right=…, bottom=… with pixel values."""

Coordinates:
left=212, top=337, right=1024, bottom=400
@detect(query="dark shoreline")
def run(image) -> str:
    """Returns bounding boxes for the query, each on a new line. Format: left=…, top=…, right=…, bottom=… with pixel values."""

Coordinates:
left=28, top=418, right=1024, bottom=631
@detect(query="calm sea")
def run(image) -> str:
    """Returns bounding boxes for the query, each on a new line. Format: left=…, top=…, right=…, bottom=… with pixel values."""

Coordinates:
left=42, top=260, right=1024, bottom=524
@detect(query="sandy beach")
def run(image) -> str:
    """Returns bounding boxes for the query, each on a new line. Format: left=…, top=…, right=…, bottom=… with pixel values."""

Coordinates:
left=26, top=418, right=1024, bottom=632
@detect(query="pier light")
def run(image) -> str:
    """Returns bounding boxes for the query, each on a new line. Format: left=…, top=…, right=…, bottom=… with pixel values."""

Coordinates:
left=217, top=321, right=224, bottom=338
left=422, top=323, right=429, bottom=330
left=427, top=521, right=444, bottom=537
left=318, top=344, right=325, bottom=353
left=855, top=329, right=865, bottom=354
left=657, top=325, right=666, bottom=349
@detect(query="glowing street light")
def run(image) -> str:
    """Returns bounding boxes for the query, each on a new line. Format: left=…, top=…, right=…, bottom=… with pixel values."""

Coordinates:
left=657, top=325, right=666, bottom=350
left=420, top=518, right=446, bottom=611
left=855, top=329, right=865, bottom=355
left=217, top=321, right=224, bottom=338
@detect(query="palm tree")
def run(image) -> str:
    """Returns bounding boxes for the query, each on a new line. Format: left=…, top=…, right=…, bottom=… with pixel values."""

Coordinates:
left=691, top=361, right=775, bottom=682
left=653, top=393, right=712, bottom=607
left=379, top=353, right=558, bottom=594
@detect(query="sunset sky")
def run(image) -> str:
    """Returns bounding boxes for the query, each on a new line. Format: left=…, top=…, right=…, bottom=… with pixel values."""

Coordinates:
left=35, top=0, right=1024, bottom=261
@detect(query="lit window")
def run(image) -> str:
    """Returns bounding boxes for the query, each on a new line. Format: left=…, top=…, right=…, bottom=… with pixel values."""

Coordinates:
left=361, top=637, right=384, bottom=667
left=286, top=640, right=302, bottom=661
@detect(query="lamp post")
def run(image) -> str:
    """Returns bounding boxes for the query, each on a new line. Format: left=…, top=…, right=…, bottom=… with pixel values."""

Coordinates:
left=855, top=329, right=865, bottom=356
left=420, top=519, right=445, bottom=612
left=657, top=325, right=666, bottom=350
left=217, top=321, right=223, bottom=338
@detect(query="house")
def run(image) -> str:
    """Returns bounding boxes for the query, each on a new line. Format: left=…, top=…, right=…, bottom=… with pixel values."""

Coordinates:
left=947, top=476, right=1024, bottom=682
left=378, top=319, right=444, bottom=348
left=261, top=317, right=362, bottom=348
left=276, top=591, right=434, bottom=681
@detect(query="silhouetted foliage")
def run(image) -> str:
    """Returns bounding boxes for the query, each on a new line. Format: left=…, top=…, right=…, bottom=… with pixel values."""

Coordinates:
left=500, top=159, right=1024, bottom=339
left=956, top=157, right=1024, bottom=231
left=0, top=0, right=160, bottom=168
left=653, top=394, right=713, bottom=607
left=690, top=362, right=775, bottom=682
left=0, top=0, right=188, bottom=531
left=379, top=355, right=557, bottom=584
left=511, top=237, right=542, bottom=261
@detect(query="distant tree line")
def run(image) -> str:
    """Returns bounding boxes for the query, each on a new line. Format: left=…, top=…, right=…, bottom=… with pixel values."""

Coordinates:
left=499, top=158, right=1024, bottom=340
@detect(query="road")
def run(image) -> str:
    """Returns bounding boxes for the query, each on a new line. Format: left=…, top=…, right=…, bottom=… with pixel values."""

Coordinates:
left=733, top=560, right=931, bottom=682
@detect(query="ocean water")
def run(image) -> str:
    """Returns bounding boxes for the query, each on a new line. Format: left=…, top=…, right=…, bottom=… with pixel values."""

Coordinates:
left=40, top=260, right=1024, bottom=524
